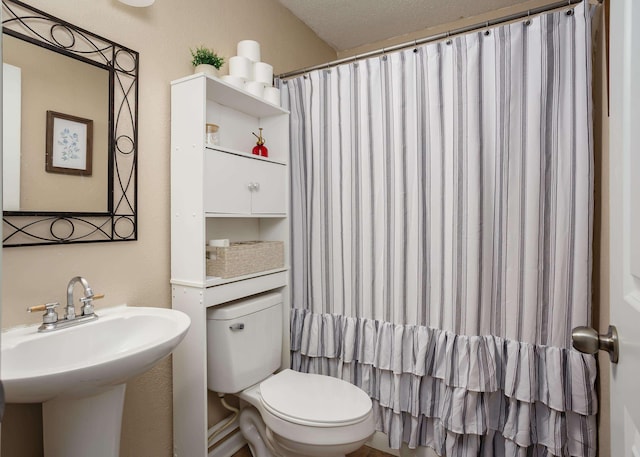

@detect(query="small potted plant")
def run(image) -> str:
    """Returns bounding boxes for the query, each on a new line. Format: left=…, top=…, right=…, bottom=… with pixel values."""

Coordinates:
left=191, top=46, right=224, bottom=78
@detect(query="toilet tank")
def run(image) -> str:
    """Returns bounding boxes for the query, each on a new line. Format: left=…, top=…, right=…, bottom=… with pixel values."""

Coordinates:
left=206, top=292, right=283, bottom=393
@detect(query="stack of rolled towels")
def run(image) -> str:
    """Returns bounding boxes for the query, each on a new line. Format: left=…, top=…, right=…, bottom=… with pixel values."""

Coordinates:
left=222, top=40, right=280, bottom=107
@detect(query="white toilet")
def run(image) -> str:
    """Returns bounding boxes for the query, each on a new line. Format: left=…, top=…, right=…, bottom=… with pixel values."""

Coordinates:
left=206, top=292, right=375, bottom=457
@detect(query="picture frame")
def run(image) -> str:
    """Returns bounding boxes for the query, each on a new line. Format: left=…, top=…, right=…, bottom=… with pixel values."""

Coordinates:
left=45, top=110, right=93, bottom=176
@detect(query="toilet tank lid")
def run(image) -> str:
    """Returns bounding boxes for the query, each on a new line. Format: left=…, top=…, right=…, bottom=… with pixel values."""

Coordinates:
left=260, top=369, right=372, bottom=425
left=207, top=292, right=282, bottom=320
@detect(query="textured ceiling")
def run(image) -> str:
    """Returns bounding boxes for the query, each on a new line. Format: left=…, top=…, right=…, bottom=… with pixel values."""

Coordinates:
left=277, top=0, right=533, bottom=51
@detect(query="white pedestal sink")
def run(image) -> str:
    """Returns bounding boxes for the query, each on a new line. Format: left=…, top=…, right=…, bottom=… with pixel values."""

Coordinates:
left=1, top=305, right=190, bottom=457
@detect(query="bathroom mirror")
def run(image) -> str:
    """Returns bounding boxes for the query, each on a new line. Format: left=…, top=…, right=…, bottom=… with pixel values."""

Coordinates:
left=2, top=0, right=138, bottom=247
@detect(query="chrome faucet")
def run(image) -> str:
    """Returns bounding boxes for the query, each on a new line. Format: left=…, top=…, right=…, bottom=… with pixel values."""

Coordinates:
left=27, top=277, right=104, bottom=332
left=66, top=276, right=94, bottom=319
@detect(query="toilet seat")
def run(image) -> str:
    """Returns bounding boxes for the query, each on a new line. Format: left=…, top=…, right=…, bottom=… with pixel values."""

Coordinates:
left=259, top=369, right=372, bottom=427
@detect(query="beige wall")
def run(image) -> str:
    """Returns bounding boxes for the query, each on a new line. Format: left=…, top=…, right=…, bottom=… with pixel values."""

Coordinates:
left=0, top=0, right=335, bottom=455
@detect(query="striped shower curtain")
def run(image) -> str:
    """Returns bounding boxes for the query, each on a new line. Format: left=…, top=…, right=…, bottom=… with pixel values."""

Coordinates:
left=282, top=2, right=597, bottom=456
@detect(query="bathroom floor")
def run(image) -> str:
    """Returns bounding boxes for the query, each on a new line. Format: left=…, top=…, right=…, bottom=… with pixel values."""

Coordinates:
left=233, top=445, right=394, bottom=457
left=233, top=446, right=393, bottom=457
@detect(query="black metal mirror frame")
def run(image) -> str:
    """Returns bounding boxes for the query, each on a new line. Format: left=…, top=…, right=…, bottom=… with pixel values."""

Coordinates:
left=2, top=0, right=138, bottom=247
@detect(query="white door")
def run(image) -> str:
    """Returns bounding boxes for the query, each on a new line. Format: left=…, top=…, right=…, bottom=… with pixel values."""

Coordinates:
left=608, top=0, right=640, bottom=455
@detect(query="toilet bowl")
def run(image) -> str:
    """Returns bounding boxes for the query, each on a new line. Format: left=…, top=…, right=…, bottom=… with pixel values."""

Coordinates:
left=206, top=293, right=375, bottom=457
left=240, top=369, right=374, bottom=457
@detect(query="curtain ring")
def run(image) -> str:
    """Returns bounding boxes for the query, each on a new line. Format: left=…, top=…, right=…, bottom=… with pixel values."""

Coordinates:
left=524, top=10, right=532, bottom=26
left=445, top=31, right=452, bottom=45
left=566, top=0, right=575, bottom=12
left=413, top=40, right=418, bottom=53
left=381, top=48, right=387, bottom=61
left=484, top=21, right=491, bottom=36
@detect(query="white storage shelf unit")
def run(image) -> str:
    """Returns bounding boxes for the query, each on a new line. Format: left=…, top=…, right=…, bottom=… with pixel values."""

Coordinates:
left=170, top=73, right=290, bottom=457
left=171, top=73, right=289, bottom=287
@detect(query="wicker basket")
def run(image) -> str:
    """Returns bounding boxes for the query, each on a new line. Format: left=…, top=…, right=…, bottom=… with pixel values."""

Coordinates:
left=206, top=241, right=284, bottom=279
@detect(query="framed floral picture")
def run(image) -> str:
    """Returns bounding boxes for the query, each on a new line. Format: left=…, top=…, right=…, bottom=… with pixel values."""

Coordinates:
left=45, top=111, right=93, bottom=176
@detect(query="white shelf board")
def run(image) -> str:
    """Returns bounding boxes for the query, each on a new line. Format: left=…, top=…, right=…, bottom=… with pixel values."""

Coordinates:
left=171, top=73, right=289, bottom=118
left=204, top=212, right=286, bottom=218
left=170, top=267, right=288, bottom=289
left=204, top=270, right=288, bottom=307
left=205, top=145, right=287, bottom=165
left=205, top=267, right=289, bottom=287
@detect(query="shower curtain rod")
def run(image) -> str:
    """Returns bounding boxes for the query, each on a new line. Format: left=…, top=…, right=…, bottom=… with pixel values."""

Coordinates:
left=277, top=0, right=587, bottom=80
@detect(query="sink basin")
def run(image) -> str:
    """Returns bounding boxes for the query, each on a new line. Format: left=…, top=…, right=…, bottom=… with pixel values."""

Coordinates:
left=2, top=304, right=190, bottom=403
left=0, top=305, right=190, bottom=457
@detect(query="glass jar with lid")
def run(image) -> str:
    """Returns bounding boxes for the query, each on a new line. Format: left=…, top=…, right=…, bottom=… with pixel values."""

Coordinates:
left=206, top=123, right=220, bottom=145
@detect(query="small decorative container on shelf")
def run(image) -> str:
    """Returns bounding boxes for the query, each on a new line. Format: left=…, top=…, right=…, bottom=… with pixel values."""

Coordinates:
left=252, top=128, right=268, bottom=157
left=194, top=64, right=219, bottom=78
left=206, top=241, right=284, bottom=279
left=206, top=123, right=220, bottom=145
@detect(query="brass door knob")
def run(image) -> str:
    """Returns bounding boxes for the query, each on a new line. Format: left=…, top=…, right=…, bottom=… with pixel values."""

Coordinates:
left=572, top=325, right=619, bottom=363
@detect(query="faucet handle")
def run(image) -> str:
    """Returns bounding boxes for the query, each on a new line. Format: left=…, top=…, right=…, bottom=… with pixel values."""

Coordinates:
left=80, top=293, right=104, bottom=303
left=27, top=302, right=59, bottom=324
left=27, top=302, right=59, bottom=313
left=80, top=293, right=104, bottom=316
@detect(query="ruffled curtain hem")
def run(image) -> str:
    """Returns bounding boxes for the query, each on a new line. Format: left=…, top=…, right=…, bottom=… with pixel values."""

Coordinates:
left=290, top=308, right=597, bottom=457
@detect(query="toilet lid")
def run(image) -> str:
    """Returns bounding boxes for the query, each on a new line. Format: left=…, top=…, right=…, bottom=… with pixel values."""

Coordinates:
left=259, top=369, right=372, bottom=426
